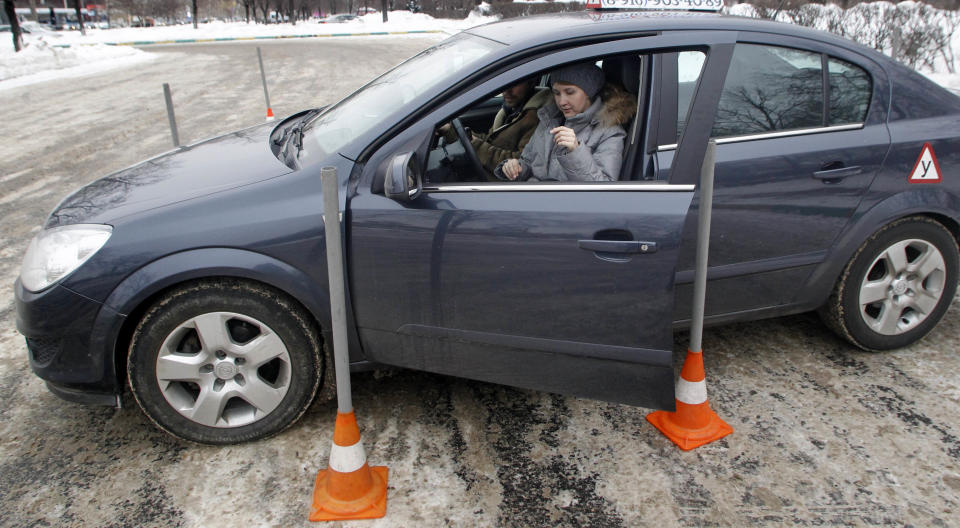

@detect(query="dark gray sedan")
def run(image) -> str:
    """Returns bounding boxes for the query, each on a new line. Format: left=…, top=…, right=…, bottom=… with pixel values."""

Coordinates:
left=15, top=11, right=960, bottom=444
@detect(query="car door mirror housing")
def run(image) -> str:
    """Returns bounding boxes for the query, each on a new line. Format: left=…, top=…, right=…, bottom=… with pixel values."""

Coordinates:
left=384, top=151, right=423, bottom=202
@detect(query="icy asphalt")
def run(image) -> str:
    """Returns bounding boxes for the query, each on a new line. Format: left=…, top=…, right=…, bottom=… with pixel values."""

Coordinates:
left=0, top=38, right=959, bottom=527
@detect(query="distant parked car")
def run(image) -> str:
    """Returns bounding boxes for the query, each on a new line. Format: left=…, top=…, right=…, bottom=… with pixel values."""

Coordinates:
left=320, top=13, right=360, bottom=23
left=24, top=22, right=62, bottom=36
left=1, top=22, right=62, bottom=37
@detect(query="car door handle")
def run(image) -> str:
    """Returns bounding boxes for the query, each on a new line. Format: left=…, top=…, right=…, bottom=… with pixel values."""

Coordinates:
left=578, top=240, right=658, bottom=254
left=813, top=165, right=861, bottom=182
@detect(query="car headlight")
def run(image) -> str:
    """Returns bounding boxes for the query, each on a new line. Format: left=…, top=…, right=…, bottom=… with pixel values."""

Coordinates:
left=19, top=224, right=112, bottom=292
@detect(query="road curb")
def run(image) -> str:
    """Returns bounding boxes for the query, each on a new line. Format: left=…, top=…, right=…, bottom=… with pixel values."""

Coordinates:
left=50, top=30, right=446, bottom=48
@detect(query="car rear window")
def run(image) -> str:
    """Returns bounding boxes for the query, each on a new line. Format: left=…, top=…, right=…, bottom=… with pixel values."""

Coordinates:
left=828, top=56, right=871, bottom=125
left=712, top=44, right=824, bottom=138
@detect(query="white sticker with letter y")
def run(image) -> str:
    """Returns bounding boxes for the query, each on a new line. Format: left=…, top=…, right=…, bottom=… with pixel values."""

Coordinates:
left=909, top=143, right=942, bottom=184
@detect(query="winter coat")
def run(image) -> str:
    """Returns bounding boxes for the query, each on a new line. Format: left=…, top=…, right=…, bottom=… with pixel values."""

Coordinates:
left=471, top=89, right=552, bottom=179
left=495, top=84, right=635, bottom=182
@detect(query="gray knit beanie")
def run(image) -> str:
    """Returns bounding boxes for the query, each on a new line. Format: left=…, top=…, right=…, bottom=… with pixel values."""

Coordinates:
left=551, top=63, right=605, bottom=99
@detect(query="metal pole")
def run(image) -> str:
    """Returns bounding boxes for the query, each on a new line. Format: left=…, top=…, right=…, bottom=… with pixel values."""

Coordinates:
left=320, top=167, right=353, bottom=414
left=689, top=139, right=716, bottom=354
left=162, top=83, right=180, bottom=148
left=257, top=47, right=272, bottom=113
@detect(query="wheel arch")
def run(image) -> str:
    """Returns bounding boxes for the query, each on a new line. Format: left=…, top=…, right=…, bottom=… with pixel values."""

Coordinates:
left=91, top=248, right=334, bottom=395
left=800, top=188, right=960, bottom=309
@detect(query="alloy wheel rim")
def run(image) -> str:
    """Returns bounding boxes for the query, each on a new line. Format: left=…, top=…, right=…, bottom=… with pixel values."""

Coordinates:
left=858, top=238, right=946, bottom=336
left=155, top=311, right=291, bottom=428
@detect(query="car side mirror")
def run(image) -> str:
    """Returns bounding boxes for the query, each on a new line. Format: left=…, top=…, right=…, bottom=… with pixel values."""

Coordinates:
left=384, top=151, right=422, bottom=202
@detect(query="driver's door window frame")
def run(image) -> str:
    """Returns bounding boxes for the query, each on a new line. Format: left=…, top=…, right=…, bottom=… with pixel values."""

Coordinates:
left=357, top=30, right=739, bottom=194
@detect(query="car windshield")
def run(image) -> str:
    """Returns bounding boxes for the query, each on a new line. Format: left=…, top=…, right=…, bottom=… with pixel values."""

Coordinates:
left=300, top=33, right=503, bottom=161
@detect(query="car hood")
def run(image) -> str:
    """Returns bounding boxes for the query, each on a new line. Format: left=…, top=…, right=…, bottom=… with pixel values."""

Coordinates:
left=47, top=122, right=292, bottom=228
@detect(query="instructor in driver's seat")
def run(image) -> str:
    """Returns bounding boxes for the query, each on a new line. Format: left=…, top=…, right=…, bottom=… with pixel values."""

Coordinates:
left=443, top=78, right=552, bottom=179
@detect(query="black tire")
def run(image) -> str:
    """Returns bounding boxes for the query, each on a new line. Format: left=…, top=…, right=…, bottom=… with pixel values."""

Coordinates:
left=128, top=279, right=322, bottom=444
left=821, top=217, right=959, bottom=351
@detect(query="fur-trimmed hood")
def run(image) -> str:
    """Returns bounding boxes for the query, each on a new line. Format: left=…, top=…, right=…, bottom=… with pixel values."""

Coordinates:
left=537, top=83, right=636, bottom=130
left=596, top=83, right=636, bottom=128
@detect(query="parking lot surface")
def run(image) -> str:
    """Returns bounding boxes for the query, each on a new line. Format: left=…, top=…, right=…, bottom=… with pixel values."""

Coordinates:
left=1, top=38, right=959, bottom=527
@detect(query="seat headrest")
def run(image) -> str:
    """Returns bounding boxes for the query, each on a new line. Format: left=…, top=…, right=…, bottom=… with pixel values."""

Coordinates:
left=602, top=56, right=641, bottom=95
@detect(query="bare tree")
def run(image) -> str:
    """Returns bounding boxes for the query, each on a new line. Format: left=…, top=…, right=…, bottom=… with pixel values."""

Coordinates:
left=113, top=0, right=150, bottom=24
left=254, top=0, right=269, bottom=22
left=934, top=10, right=960, bottom=74
left=4, top=0, right=23, bottom=52
left=73, top=0, right=86, bottom=35
left=192, top=0, right=198, bottom=27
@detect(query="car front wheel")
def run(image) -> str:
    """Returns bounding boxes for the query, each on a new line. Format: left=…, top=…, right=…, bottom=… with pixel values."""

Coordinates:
left=128, top=280, right=322, bottom=444
left=821, top=216, right=959, bottom=351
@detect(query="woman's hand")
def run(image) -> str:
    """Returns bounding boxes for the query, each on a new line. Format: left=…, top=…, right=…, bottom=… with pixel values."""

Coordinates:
left=550, top=126, right=578, bottom=151
left=502, top=159, right=523, bottom=181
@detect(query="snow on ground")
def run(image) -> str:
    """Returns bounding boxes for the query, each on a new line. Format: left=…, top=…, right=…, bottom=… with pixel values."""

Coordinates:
left=0, top=38, right=155, bottom=89
left=1, top=4, right=959, bottom=91
left=0, top=10, right=496, bottom=88
left=41, top=9, right=493, bottom=46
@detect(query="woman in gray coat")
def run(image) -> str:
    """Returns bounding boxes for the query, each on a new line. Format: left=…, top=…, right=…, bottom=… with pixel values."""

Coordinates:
left=496, top=62, right=635, bottom=182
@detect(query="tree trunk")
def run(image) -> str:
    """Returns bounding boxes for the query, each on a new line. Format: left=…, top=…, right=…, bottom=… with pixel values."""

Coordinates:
left=381, top=0, right=387, bottom=22
left=4, top=0, right=23, bottom=52
left=73, top=0, right=85, bottom=35
left=192, top=0, right=198, bottom=29
left=245, top=1, right=250, bottom=23
left=28, top=0, right=36, bottom=20
left=289, top=0, right=295, bottom=25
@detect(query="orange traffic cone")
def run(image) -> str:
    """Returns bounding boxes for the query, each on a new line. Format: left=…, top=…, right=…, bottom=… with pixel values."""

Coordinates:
left=310, top=411, right=388, bottom=521
left=646, top=349, right=733, bottom=451
left=265, top=107, right=275, bottom=121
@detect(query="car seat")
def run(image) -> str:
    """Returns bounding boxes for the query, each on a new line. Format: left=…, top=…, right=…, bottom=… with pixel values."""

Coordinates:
left=601, top=55, right=642, bottom=180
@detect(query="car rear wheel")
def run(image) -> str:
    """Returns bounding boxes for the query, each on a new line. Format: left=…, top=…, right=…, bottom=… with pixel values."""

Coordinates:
left=128, top=280, right=321, bottom=444
left=821, top=217, right=959, bottom=351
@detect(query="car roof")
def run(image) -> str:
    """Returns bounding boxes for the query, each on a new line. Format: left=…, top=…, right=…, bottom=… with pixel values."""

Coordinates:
left=467, top=11, right=877, bottom=57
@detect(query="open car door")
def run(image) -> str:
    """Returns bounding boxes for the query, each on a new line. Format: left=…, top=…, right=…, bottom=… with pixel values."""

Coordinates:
left=349, top=182, right=695, bottom=410
left=345, top=34, right=734, bottom=410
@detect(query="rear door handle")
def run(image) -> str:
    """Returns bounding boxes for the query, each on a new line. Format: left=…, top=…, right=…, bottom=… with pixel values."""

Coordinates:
left=578, top=240, right=658, bottom=254
left=813, top=165, right=861, bottom=182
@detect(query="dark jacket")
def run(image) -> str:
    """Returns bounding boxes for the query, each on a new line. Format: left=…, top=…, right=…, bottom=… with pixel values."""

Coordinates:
left=496, top=84, right=635, bottom=182
left=472, top=89, right=552, bottom=178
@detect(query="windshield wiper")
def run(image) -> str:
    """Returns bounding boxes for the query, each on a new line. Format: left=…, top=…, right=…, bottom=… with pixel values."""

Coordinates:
left=283, top=109, right=322, bottom=165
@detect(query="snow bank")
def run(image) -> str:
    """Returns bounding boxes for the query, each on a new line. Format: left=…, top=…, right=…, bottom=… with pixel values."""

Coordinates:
left=3, top=4, right=959, bottom=92
left=0, top=36, right=154, bottom=89
left=0, top=10, right=498, bottom=88
left=29, top=10, right=496, bottom=47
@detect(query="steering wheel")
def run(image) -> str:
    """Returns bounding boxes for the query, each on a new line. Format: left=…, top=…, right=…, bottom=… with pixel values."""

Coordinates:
left=451, top=118, right=486, bottom=177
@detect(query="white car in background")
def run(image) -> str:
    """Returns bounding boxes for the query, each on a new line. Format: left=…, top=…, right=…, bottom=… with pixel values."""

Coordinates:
left=319, top=14, right=361, bottom=23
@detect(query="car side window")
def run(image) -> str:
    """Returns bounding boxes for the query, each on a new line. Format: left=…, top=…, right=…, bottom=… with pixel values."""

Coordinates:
left=712, top=44, right=824, bottom=138
left=424, top=54, right=643, bottom=185
left=676, top=51, right=707, bottom=140
left=828, top=57, right=871, bottom=125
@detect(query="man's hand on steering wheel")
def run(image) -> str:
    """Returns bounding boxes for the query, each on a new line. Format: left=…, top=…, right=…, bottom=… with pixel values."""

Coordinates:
left=450, top=118, right=485, bottom=176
